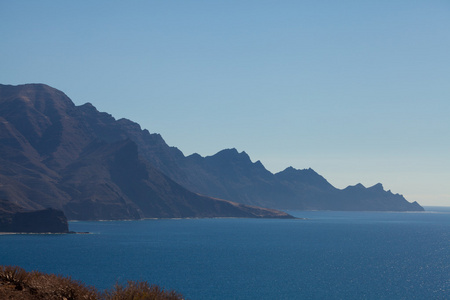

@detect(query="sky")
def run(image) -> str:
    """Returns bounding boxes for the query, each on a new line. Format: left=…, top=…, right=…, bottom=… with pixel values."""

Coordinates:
left=1, top=1, right=449, bottom=206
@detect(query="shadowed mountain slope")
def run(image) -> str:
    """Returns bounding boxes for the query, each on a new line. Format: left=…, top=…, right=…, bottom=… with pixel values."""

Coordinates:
left=76, top=103, right=294, bottom=207
left=76, top=103, right=295, bottom=209
left=0, top=84, right=423, bottom=217
left=75, top=86, right=423, bottom=212
left=0, top=84, right=292, bottom=220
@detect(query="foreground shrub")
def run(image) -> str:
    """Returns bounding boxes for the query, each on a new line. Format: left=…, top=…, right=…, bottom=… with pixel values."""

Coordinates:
left=103, top=280, right=183, bottom=300
left=0, top=265, right=184, bottom=300
left=26, top=272, right=99, bottom=300
left=0, top=265, right=29, bottom=290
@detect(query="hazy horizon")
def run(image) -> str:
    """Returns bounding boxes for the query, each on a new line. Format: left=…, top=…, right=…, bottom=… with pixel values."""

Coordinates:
left=1, top=1, right=449, bottom=206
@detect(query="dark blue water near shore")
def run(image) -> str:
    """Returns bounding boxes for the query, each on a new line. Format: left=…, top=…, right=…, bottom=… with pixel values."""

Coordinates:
left=1, top=208, right=449, bottom=299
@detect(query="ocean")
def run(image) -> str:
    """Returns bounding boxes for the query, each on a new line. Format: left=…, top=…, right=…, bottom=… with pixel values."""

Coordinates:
left=1, top=207, right=449, bottom=299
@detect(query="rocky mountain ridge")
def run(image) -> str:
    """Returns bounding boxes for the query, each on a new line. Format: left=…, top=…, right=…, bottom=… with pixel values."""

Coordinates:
left=0, top=83, right=423, bottom=222
left=75, top=88, right=424, bottom=212
left=0, top=83, right=292, bottom=220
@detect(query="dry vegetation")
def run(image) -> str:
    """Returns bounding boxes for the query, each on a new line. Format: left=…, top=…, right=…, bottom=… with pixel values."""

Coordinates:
left=0, top=265, right=183, bottom=300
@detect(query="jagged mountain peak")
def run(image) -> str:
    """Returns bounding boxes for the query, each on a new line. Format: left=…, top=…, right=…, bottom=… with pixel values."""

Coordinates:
left=369, top=183, right=384, bottom=190
left=277, top=166, right=317, bottom=175
left=275, top=166, right=334, bottom=190
left=204, top=149, right=271, bottom=175
left=346, top=183, right=384, bottom=191
left=213, top=148, right=239, bottom=155
left=207, top=148, right=250, bottom=163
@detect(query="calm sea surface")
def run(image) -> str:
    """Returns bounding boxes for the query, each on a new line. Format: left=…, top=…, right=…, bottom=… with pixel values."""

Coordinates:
left=1, top=207, right=449, bottom=299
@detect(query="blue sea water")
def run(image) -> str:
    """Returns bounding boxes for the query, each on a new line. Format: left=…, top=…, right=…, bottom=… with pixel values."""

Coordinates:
left=1, top=207, right=449, bottom=299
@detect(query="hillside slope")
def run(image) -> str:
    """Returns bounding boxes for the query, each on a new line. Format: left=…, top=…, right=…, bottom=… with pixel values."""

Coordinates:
left=0, top=83, right=423, bottom=216
left=0, top=83, right=292, bottom=220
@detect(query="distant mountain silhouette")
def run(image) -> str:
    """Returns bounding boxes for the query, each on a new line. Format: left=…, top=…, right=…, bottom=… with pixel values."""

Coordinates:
left=0, top=83, right=292, bottom=220
left=80, top=103, right=421, bottom=211
left=144, top=148, right=423, bottom=211
left=0, top=84, right=423, bottom=222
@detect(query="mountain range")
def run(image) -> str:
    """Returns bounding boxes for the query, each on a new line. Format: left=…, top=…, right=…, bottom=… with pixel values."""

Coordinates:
left=0, top=83, right=423, bottom=223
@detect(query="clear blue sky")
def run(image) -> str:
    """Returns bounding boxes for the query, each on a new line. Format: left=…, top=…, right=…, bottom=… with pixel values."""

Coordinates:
left=1, top=1, right=449, bottom=206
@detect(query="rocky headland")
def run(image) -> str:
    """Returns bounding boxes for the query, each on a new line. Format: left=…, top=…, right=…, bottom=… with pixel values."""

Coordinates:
left=0, top=200, right=69, bottom=233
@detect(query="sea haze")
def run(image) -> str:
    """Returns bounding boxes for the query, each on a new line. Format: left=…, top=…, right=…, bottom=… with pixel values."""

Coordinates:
left=1, top=209, right=449, bottom=299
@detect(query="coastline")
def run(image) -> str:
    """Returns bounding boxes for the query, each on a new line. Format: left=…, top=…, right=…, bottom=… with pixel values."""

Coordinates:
left=0, top=231, right=90, bottom=235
